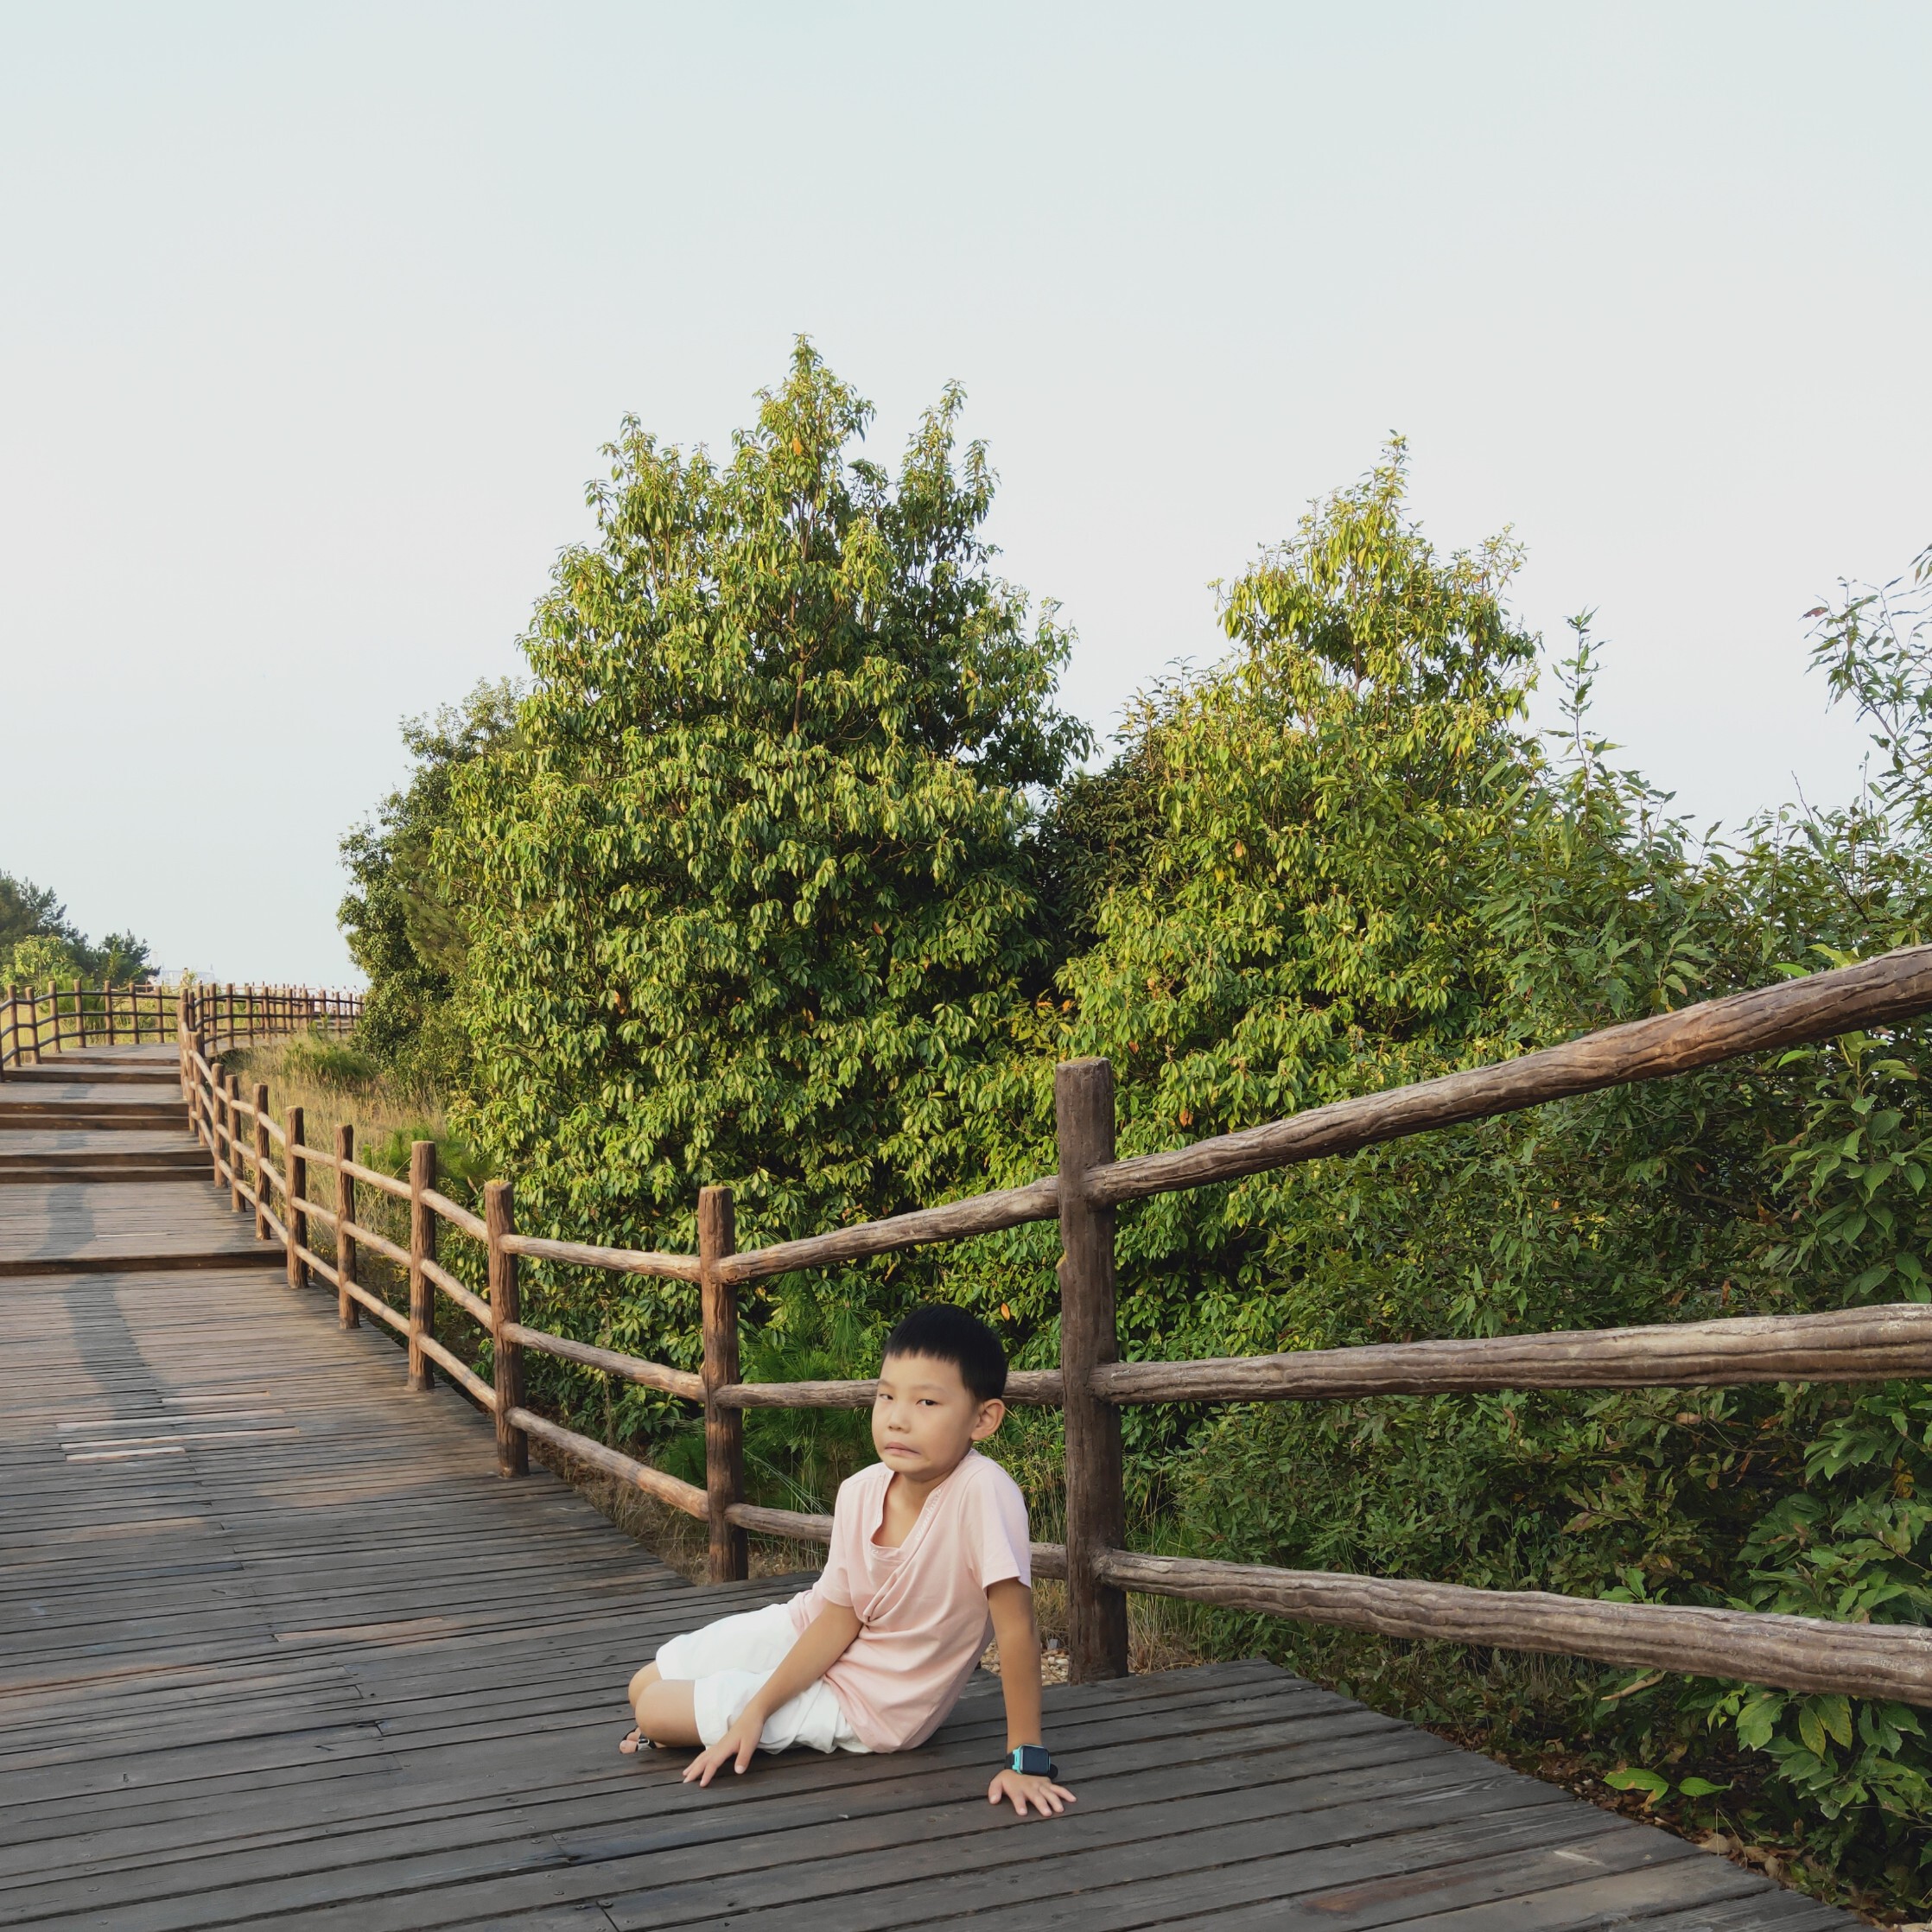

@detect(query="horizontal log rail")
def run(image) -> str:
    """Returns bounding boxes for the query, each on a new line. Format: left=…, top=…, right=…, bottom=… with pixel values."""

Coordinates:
left=715, top=1178, right=1062, bottom=1287
left=340, top=1218, right=410, bottom=1270
left=1090, top=1303, right=1932, bottom=1403
left=420, top=1332, right=497, bottom=1408
left=422, top=1255, right=493, bottom=1330
left=508, top=1405, right=709, bottom=1516
left=176, top=947, right=1932, bottom=1709
left=345, top=1276, right=409, bottom=1334
left=423, top=1188, right=486, bottom=1242
left=714, top=1367, right=1065, bottom=1409
left=497, top=1231, right=703, bottom=1281
left=340, top=1158, right=410, bottom=1200
left=1096, top=1550, right=1932, bottom=1704
left=1091, top=943, right=1932, bottom=1206
left=499, top=1324, right=707, bottom=1401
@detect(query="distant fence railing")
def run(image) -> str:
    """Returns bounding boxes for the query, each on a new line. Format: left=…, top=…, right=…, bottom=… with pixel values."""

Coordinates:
left=2, top=980, right=359, bottom=1072
left=175, top=950, right=1932, bottom=1708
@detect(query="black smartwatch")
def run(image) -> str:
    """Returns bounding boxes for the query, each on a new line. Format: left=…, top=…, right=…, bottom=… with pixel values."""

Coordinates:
left=1003, top=1745, right=1058, bottom=1778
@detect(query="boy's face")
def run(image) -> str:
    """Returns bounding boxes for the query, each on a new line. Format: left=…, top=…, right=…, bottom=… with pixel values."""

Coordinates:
left=872, top=1350, right=1004, bottom=1485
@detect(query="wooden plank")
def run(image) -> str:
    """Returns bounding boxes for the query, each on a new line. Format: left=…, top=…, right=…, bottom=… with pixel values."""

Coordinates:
left=0, top=1121, right=1849, bottom=1931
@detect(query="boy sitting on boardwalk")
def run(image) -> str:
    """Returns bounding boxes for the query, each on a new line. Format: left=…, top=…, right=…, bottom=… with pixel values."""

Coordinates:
left=620, top=1304, right=1077, bottom=1819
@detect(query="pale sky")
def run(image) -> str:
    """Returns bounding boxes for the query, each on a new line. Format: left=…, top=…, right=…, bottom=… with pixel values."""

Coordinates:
left=3, top=3, right=1927, bottom=984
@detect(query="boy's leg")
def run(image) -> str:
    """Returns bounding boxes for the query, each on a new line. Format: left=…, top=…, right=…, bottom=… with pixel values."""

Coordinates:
left=633, top=1676, right=702, bottom=1748
left=621, top=1605, right=799, bottom=1756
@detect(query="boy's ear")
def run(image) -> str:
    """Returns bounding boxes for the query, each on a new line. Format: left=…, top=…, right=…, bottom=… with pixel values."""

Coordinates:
left=970, top=1397, right=1007, bottom=1443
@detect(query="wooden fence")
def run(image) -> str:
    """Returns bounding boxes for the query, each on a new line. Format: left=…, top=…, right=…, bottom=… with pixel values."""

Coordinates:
left=2, top=980, right=358, bottom=1071
left=175, top=950, right=1932, bottom=1707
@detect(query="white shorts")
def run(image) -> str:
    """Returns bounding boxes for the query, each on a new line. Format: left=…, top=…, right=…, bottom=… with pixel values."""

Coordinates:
left=653, top=1602, right=867, bottom=1756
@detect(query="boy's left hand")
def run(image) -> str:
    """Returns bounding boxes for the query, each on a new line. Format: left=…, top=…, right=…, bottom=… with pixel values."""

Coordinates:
left=683, top=1710, right=765, bottom=1787
left=988, top=1767, right=1076, bottom=1817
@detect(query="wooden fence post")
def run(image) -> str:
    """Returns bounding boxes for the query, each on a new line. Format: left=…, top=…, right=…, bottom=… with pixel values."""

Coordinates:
left=71, top=978, right=85, bottom=1051
left=226, top=1077, right=245, bottom=1211
left=487, top=1180, right=528, bottom=1478
left=252, top=1084, right=271, bottom=1241
left=699, top=1185, right=747, bottom=1583
left=408, top=1140, right=436, bottom=1391
left=286, top=1106, right=308, bottom=1289
left=29, top=985, right=43, bottom=1064
left=335, top=1123, right=359, bottom=1327
left=1057, top=1056, right=1130, bottom=1682
left=207, top=1060, right=226, bottom=1185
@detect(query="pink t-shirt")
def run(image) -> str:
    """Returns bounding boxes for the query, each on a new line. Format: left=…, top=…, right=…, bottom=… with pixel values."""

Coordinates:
left=786, top=1450, right=1031, bottom=1751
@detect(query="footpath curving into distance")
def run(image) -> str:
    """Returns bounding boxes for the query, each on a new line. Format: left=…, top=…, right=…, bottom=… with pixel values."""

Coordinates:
left=0, top=1040, right=1856, bottom=1929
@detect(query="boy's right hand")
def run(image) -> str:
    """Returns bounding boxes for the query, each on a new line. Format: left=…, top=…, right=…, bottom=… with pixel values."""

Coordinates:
left=988, top=1766, right=1077, bottom=1817
left=683, top=1706, right=766, bottom=1787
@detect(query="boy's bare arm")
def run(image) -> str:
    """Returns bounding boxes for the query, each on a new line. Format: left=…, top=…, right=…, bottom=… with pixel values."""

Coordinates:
left=684, top=1602, right=862, bottom=1786
left=985, top=1579, right=1075, bottom=1818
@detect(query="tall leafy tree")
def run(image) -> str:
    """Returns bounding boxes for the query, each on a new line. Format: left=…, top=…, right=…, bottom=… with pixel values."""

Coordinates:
left=452, top=345, right=1087, bottom=1318
left=0, top=871, right=151, bottom=982
left=339, top=678, right=523, bottom=1095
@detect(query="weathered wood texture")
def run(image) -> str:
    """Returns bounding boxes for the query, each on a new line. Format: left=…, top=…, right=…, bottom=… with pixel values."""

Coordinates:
left=501, top=1324, right=706, bottom=1400
left=1058, top=1057, right=1129, bottom=1682
left=334, top=1122, right=359, bottom=1329
left=0, top=1176, right=279, bottom=1276
left=715, top=1367, right=1065, bottom=1408
left=674, top=947, right=1932, bottom=1285
left=0, top=1092, right=1853, bottom=1928
left=1098, top=1551, right=1932, bottom=1705
left=486, top=1179, right=528, bottom=1478
left=506, top=1404, right=710, bottom=1517
left=715, top=1175, right=1062, bottom=1284
left=1095, top=943, right=1932, bottom=1206
left=497, top=1230, right=703, bottom=1280
left=699, top=1185, right=748, bottom=1584
left=407, top=1138, right=436, bottom=1394
left=284, top=1104, right=307, bottom=1290
left=1093, top=1302, right=1932, bottom=1403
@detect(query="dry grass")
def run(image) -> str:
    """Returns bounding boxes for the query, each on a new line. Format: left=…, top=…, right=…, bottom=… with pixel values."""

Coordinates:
left=219, top=1034, right=448, bottom=1166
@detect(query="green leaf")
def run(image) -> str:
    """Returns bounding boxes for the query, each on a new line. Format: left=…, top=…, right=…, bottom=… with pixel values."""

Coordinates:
left=1604, top=1767, right=1670, bottom=1804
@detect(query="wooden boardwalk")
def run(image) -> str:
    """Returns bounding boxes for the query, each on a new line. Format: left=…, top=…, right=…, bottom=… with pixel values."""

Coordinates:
left=0, top=1047, right=1855, bottom=1929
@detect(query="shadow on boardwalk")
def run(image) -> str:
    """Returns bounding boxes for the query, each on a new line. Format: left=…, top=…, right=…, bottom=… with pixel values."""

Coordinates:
left=0, top=1047, right=1853, bottom=1929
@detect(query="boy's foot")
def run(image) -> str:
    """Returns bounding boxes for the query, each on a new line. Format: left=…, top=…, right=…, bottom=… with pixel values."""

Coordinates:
left=619, top=1727, right=646, bottom=1755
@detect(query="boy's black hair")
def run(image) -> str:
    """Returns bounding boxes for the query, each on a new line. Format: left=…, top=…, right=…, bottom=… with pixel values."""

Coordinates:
left=880, top=1304, right=1007, bottom=1405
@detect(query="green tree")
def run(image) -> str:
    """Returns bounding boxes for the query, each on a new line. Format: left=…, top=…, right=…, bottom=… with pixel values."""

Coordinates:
left=1, top=872, right=151, bottom=983
left=338, top=678, right=523, bottom=1096
left=0, top=872, right=75, bottom=956
left=451, top=343, right=1087, bottom=1373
